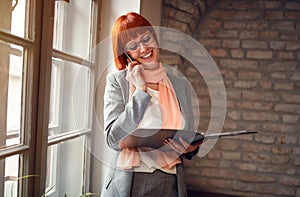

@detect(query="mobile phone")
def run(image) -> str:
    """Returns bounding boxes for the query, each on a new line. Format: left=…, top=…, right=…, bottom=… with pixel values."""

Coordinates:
left=124, top=52, right=133, bottom=62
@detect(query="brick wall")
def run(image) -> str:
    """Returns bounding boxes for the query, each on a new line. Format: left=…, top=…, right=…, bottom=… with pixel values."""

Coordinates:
left=161, top=0, right=300, bottom=196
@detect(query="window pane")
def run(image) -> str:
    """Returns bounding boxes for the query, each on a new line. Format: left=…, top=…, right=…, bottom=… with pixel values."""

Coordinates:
left=46, top=137, right=86, bottom=196
left=0, top=0, right=27, bottom=38
left=53, top=0, right=93, bottom=60
left=2, top=154, right=20, bottom=197
left=0, top=41, right=24, bottom=149
left=49, top=58, right=91, bottom=136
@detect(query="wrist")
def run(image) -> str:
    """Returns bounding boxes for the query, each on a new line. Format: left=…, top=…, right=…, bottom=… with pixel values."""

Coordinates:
left=138, top=84, right=147, bottom=92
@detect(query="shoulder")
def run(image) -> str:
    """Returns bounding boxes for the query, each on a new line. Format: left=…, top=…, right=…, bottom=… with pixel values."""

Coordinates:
left=106, top=69, right=127, bottom=85
left=106, top=69, right=127, bottom=81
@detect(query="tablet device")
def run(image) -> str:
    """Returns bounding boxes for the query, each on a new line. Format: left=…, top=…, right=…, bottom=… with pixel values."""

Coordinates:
left=119, top=129, right=204, bottom=149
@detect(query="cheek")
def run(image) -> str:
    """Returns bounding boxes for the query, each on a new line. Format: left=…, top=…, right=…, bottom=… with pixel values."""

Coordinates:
left=128, top=51, right=139, bottom=60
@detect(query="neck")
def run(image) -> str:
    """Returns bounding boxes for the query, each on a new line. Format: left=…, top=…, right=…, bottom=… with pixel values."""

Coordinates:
left=142, top=61, right=160, bottom=70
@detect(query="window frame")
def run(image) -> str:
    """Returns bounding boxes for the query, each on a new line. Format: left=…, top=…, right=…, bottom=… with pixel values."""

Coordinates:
left=0, top=0, right=100, bottom=196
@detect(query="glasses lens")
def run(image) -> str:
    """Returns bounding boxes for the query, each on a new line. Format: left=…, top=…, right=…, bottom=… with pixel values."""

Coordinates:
left=140, top=34, right=152, bottom=45
left=125, top=42, right=138, bottom=51
left=125, top=33, right=154, bottom=52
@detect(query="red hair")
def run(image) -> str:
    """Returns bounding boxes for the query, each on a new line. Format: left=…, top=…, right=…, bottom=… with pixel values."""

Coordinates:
left=112, top=12, right=158, bottom=70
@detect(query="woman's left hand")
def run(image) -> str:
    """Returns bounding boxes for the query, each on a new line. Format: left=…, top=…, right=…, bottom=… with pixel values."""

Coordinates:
left=163, top=137, right=204, bottom=154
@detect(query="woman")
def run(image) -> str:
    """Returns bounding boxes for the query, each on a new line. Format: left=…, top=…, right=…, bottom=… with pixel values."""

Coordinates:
left=101, top=12, right=202, bottom=197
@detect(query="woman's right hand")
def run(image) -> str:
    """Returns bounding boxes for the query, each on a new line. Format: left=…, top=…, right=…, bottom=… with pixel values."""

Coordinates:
left=126, top=61, right=146, bottom=91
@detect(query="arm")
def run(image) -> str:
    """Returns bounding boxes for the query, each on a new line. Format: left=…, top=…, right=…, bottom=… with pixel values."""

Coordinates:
left=103, top=72, right=151, bottom=151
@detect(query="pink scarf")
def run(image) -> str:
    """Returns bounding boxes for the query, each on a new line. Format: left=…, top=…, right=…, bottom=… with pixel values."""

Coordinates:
left=117, top=63, right=183, bottom=169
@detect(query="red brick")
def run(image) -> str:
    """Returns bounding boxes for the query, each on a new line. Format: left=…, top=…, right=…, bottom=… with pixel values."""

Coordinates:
left=206, top=149, right=221, bottom=160
left=246, top=50, right=273, bottom=59
left=219, top=1, right=258, bottom=10
left=239, top=30, right=259, bottom=39
left=261, top=61, right=296, bottom=71
left=167, top=19, right=188, bottom=32
left=242, top=40, right=267, bottom=49
left=291, top=72, right=300, bottom=80
left=258, top=1, right=281, bottom=9
left=270, top=72, right=286, bottom=79
left=282, top=114, right=299, bottom=123
left=201, top=168, right=236, bottom=179
left=221, top=69, right=237, bottom=79
left=219, top=139, right=240, bottom=150
left=175, top=10, right=192, bottom=23
left=254, top=134, right=276, bottom=144
left=242, top=152, right=271, bottom=163
left=280, top=32, right=298, bottom=40
left=238, top=71, right=262, bottom=79
left=271, top=155, right=290, bottom=165
left=230, top=49, right=244, bottom=58
left=270, top=41, right=286, bottom=50
left=272, top=21, right=296, bottom=30
left=232, top=181, right=254, bottom=192
left=242, top=90, right=280, bottom=101
left=277, top=135, right=298, bottom=145
left=247, top=21, right=268, bottom=30
left=285, top=2, right=300, bottom=10
left=164, top=7, right=176, bottom=17
left=235, top=11, right=260, bottom=20
left=209, top=179, right=234, bottom=189
left=259, top=80, right=272, bottom=89
left=286, top=42, right=300, bottom=50
left=263, top=123, right=295, bottom=132
left=234, top=162, right=257, bottom=171
left=235, top=101, right=273, bottom=111
left=177, top=0, right=196, bottom=14
left=279, top=176, right=300, bottom=187
left=202, top=19, right=221, bottom=29
left=241, top=143, right=272, bottom=153
left=234, top=81, right=257, bottom=88
left=209, top=48, right=227, bottom=57
left=239, top=173, right=276, bottom=183
left=210, top=10, right=235, bottom=20
left=222, top=151, right=241, bottom=160
left=243, top=111, right=279, bottom=122
left=274, top=104, right=300, bottom=114
left=200, top=29, right=216, bottom=38
left=265, top=11, right=284, bottom=20
left=274, top=82, right=294, bottom=90
left=286, top=11, right=300, bottom=20
left=277, top=52, right=295, bottom=60
left=199, top=39, right=221, bottom=47
left=216, top=30, right=238, bottom=38
left=220, top=59, right=258, bottom=70
left=259, top=31, right=278, bottom=39
left=224, top=21, right=246, bottom=29
left=281, top=93, right=300, bottom=103
left=222, top=39, right=240, bottom=48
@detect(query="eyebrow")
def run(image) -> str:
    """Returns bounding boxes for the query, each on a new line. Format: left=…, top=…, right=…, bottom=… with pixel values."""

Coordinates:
left=127, top=32, right=150, bottom=44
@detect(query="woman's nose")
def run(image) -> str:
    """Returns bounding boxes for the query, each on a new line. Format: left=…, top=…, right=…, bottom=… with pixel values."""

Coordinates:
left=139, top=43, right=147, bottom=53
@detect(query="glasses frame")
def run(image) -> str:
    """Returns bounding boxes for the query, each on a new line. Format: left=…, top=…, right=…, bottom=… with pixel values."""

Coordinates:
left=124, top=32, right=156, bottom=53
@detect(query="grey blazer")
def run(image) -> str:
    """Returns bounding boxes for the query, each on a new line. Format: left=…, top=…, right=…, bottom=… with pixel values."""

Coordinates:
left=101, top=65, right=198, bottom=197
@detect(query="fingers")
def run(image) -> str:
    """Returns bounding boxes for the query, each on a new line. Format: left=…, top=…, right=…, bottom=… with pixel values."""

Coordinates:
left=126, top=62, right=146, bottom=90
left=163, top=138, right=187, bottom=154
left=163, top=137, right=202, bottom=154
left=127, top=61, right=139, bottom=71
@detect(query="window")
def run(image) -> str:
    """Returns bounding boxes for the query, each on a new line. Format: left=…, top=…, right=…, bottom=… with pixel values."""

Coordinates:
left=0, top=0, right=99, bottom=196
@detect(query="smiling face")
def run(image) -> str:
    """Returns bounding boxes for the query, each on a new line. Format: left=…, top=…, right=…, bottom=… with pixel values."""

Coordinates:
left=125, top=31, right=159, bottom=70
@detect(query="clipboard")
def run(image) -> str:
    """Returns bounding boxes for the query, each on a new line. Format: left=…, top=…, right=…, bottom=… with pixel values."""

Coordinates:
left=118, top=129, right=257, bottom=149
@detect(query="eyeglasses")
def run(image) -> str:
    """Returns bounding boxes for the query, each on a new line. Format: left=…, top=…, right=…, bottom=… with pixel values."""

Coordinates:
left=124, top=33, right=155, bottom=52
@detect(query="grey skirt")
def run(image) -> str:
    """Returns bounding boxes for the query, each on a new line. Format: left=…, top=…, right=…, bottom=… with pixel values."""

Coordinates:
left=131, top=170, right=177, bottom=197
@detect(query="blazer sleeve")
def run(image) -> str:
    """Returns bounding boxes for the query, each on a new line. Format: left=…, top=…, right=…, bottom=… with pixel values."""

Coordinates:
left=103, top=72, right=151, bottom=151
